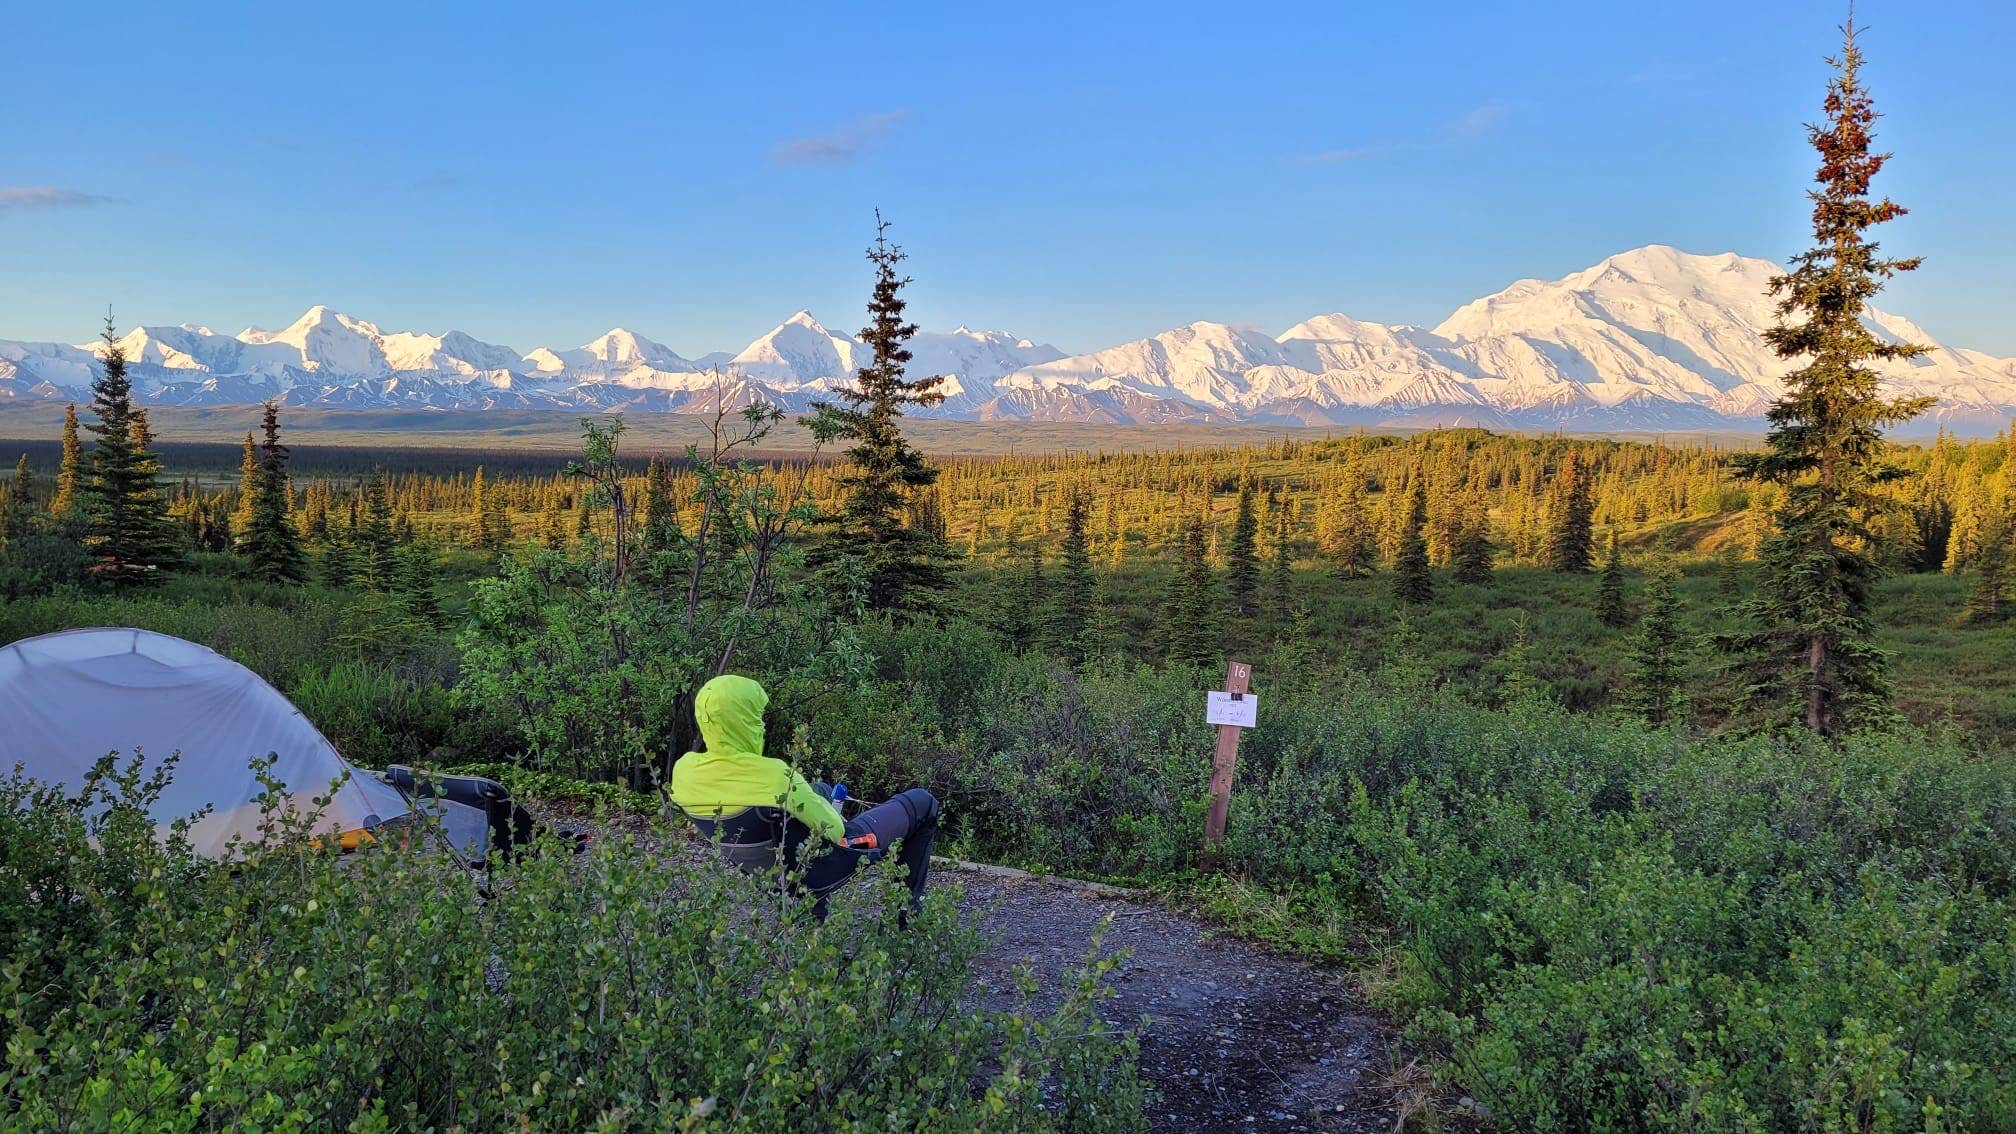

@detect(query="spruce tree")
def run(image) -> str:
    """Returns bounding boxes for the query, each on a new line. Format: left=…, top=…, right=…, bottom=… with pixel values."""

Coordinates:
left=641, top=456, right=681, bottom=557
left=232, top=431, right=259, bottom=532
left=2, top=454, right=34, bottom=543
left=397, top=542, right=445, bottom=628
left=469, top=467, right=496, bottom=550
left=1543, top=450, right=1595, bottom=573
left=1328, top=478, right=1377, bottom=578
left=1268, top=489, right=1293, bottom=604
left=80, top=318, right=178, bottom=585
left=805, top=213, right=949, bottom=616
left=1392, top=480, right=1433, bottom=605
left=1626, top=568, right=1689, bottom=726
left=1047, top=487, right=1098, bottom=664
left=50, top=405, right=82, bottom=518
left=1726, top=20, right=1934, bottom=735
left=237, top=401, right=306, bottom=584
left=1597, top=531, right=1631, bottom=627
left=1961, top=510, right=2011, bottom=625
left=1226, top=480, right=1260, bottom=617
left=1163, top=512, right=1220, bottom=667
left=1452, top=510, right=1496, bottom=585
left=354, top=471, right=401, bottom=591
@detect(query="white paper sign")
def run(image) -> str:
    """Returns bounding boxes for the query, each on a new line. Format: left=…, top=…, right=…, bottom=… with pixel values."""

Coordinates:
left=1206, top=691, right=1259, bottom=729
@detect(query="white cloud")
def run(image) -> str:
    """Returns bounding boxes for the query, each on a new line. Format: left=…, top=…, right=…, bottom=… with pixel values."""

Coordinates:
left=771, top=110, right=909, bottom=167
left=0, top=186, right=118, bottom=212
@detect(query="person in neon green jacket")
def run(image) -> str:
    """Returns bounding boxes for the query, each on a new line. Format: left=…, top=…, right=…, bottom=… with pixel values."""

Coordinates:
left=670, top=673, right=940, bottom=910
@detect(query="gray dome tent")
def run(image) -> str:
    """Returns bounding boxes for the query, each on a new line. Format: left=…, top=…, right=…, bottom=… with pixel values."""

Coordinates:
left=0, top=627, right=410, bottom=858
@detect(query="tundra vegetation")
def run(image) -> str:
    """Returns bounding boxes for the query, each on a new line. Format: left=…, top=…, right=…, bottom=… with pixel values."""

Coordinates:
left=5, top=20, right=2016, bottom=1131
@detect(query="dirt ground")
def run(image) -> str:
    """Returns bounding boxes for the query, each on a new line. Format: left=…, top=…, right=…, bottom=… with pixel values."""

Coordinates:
left=947, top=865, right=1440, bottom=1133
left=568, top=812, right=1462, bottom=1131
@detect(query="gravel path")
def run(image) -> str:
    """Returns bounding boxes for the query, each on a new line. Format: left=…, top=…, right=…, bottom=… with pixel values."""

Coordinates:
left=945, top=865, right=1433, bottom=1133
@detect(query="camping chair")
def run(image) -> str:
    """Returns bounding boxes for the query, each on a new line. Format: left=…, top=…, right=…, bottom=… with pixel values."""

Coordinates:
left=381, top=766, right=539, bottom=864
left=680, top=789, right=882, bottom=907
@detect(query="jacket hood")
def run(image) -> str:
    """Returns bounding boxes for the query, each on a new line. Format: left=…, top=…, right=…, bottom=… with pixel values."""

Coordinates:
left=693, top=674, right=767, bottom=758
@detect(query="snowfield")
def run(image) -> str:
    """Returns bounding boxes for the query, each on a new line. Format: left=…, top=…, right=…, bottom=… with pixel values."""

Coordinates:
left=4, top=245, right=2012, bottom=433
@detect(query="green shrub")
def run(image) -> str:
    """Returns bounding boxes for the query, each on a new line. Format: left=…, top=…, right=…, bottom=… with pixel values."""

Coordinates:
left=0, top=764, right=1147, bottom=1132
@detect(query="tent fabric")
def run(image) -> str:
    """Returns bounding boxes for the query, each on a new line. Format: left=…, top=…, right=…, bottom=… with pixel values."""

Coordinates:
left=0, top=627, right=409, bottom=858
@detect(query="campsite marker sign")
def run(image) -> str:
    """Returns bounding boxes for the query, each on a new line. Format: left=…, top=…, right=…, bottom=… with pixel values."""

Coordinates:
left=1203, top=660, right=1256, bottom=859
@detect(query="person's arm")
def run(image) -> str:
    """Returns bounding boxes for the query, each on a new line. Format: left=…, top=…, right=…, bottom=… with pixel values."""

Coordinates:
left=781, top=770, right=847, bottom=844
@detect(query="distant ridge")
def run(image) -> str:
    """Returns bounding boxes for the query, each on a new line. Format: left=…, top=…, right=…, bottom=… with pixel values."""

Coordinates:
left=4, top=246, right=2012, bottom=434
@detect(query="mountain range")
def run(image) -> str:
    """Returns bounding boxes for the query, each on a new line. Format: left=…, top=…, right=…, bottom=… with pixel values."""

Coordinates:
left=4, top=245, right=2012, bottom=434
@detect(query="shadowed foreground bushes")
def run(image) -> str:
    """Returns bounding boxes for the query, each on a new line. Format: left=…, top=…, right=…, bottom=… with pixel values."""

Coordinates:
left=0, top=759, right=1145, bottom=1132
left=810, top=621, right=2016, bottom=1131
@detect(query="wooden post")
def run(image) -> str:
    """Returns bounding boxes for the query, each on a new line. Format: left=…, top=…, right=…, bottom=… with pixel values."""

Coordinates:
left=1204, top=659, right=1252, bottom=859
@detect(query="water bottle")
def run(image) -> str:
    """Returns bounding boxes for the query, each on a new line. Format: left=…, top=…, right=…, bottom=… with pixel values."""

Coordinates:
left=831, top=783, right=848, bottom=805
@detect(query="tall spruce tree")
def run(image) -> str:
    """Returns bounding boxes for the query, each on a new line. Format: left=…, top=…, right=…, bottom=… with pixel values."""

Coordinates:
left=1726, top=19, right=1933, bottom=735
left=1326, top=478, right=1377, bottom=578
left=1626, top=567, right=1689, bottom=726
left=806, top=213, right=949, bottom=616
left=232, top=431, right=259, bottom=532
left=1392, top=479, right=1433, bottom=605
left=1163, top=512, right=1221, bottom=666
left=2, top=454, right=34, bottom=543
left=237, top=401, right=306, bottom=584
left=1597, top=531, right=1631, bottom=627
left=50, top=405, right=82, bottom=519
left=641, top=456, right=681, bottom=558
left=1543, top=450, right=1595, bottom=573
left=80, top=318, right=178, bottom=585
left=1047, top=487, right=1099, bottom=664
left=1227, top=480, right=1260, bottom=617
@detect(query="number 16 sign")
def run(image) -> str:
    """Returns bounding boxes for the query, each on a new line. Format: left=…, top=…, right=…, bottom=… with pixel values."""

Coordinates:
left=1203, top=660, right=1256, bottom=859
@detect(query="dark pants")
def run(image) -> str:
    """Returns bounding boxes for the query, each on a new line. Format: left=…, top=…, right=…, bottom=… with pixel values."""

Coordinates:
left=800, top=788, right=941, bottom=908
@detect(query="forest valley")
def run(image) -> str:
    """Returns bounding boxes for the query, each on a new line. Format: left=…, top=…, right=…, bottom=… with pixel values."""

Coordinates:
left=4, top=23, right=2015, bottom=1133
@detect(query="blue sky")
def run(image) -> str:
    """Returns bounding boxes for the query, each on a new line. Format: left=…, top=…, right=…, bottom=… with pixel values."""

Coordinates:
left=3, top=0, right=2011, bottom=356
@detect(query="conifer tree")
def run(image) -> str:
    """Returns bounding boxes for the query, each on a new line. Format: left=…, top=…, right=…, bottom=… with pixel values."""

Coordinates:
left=1047, top=487, right=1098, bottom=664
left=806, top=212, right=950, bottom=615
left=2, top=454, right=34, bottom=543
left=1726, top=20, right=1933, bottom=735
left=1452, top=510, right=1496, bottom=585
left=987, top=534, right=1045, bottom=647
left=1626, top=567, right=1689, bottom=726
left=319, top=517, right=356, bottom=589
left=237, top=401, right=306, bottom=584
left=354, top=471, right=401, bottom=591
left=232, top=431, right=259, bottom=532
left=1227, top=480, right=1260, bottom=617
left=1163, top=512, right=1221, bottom=666
left=1392, top=480, right=1433, bottom=605
left=641, top=456, right=682, bottom=558
left=469, top=467, right=497, bottom=551
left=1543, top=450, right=1595, bottom=573
left=397, top=542, right=444, bottom=628
left=1597, top=531, right=1630, bottom=627
left=50, top=404, right=82, bottom=519
left=1267, top=489, right=1293, bottom=604
left=1961, top=509, right=2011, bottom=625
left=1326, top=478, right=1377, bottom=578
left=80, top=318, right=178, bottom=585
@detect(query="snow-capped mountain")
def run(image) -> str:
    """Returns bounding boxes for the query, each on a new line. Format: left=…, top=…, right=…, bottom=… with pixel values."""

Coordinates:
left=2, top=246, right=2011, bottom=432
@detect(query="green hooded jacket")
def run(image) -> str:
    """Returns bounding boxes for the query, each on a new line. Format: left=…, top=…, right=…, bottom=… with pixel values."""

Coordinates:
left=668, top=674, right=846, bottom=845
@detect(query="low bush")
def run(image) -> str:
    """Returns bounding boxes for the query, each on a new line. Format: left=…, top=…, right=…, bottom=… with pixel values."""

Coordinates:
left=0, top=761, right=1146, bottom=1132
left=805, top=622, right=2016, bottom=1129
